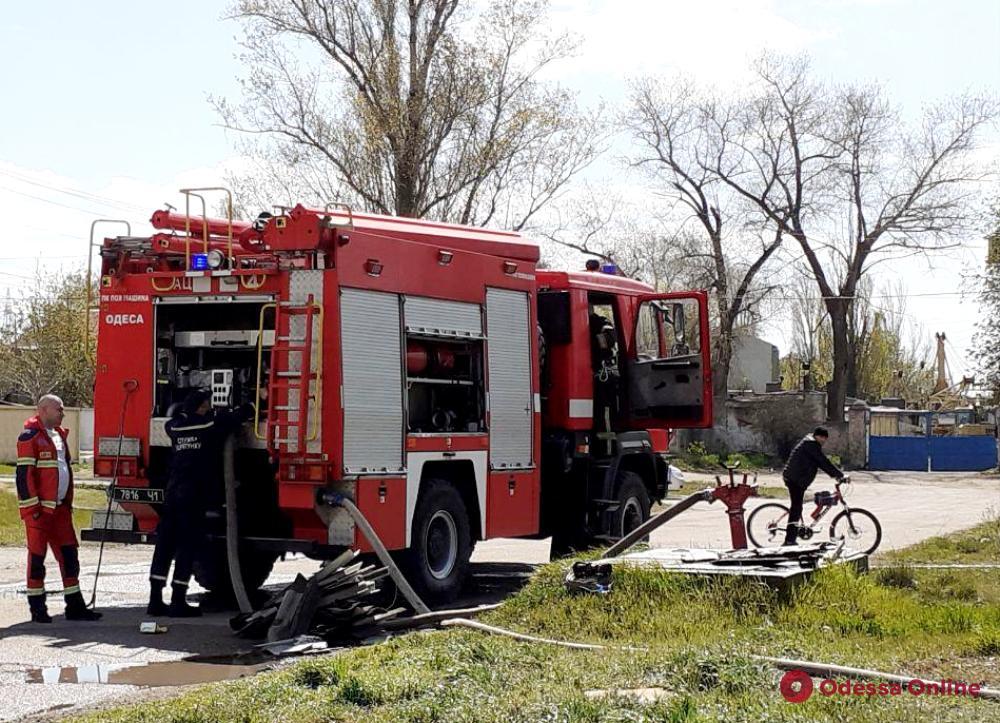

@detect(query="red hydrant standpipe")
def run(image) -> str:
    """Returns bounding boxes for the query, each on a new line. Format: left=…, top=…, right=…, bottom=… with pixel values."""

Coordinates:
left=710, top=466, right=758, bottom=549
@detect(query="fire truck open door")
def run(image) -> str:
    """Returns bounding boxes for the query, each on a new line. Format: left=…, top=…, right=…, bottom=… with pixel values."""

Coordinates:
left=625, top=291, right=712, bottom=428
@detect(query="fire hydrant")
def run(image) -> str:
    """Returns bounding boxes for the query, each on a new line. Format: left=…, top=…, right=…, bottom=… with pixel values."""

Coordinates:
left=711, top=464, right=758, bottom=549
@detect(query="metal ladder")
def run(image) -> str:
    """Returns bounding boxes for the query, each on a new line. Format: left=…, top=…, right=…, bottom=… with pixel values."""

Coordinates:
left=84, top=219, right=131, bottom=355
left=262, top=295, right=322, bottom=454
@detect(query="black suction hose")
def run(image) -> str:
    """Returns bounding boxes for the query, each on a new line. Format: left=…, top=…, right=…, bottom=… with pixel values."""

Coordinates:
left=224, top=433, right=253, bottom=614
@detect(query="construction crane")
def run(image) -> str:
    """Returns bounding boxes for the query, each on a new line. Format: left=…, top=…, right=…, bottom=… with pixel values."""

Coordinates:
left=927, top=332, right=974, bottom=412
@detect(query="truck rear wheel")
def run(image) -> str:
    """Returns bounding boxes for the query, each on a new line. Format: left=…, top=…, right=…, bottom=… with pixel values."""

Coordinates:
left=403, top=479, right=472, bottom=604
left=613, top=471, right=651, bottom=539
left=194, top=541, right=278, bottom=602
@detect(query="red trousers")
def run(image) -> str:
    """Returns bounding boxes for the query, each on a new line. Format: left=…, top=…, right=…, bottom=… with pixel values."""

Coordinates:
left=24, top=504, right=80, bottom=598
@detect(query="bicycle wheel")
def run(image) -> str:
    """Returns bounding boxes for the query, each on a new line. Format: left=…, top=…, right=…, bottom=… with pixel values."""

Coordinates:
left=746, top=502, right=790, bottom=548
left=830, top=508, right=882, bottom=555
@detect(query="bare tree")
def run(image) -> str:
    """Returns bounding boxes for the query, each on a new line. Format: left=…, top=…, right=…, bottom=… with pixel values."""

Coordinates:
left=788, top=272, right=828, bottom=367
left=217, top=0, right=602, bottom=229
left=695, top=54, right=996, bottom=419
left=0, top=271, right=95, bottom=406
left=536, top=187, right=703, bottom=290
left=969, top=200, right=1000, bottom=401
left=785, top=271, right=935, bottom=403
left=541, top=182, right=782, bottom=407
left=624, top=77, right=785, bottom=405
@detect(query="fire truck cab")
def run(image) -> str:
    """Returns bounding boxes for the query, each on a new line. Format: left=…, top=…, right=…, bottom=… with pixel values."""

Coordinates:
left=87, top=197, right=711, bottom=601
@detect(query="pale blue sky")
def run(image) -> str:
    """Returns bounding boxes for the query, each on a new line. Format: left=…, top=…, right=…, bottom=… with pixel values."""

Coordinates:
left=2, top=1, right=996, bottom=180
left=1, top=0, right=998, bottom=372
left=0, top=0, right=240, bottom=183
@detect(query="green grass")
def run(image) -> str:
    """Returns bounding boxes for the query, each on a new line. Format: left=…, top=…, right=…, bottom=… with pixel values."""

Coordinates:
left=673, top=443, right=776, bottom=473
left=666, top=485, right=786, bottom=501
left=0, top=486, right=107, bottom=546
left=886, top=516, right=1000, bottom=565
left=871, top=517, right=1000, bottom=610
left=0, top=461, right=93, bottom=478
left=80, top=519, right=1000, bottom=723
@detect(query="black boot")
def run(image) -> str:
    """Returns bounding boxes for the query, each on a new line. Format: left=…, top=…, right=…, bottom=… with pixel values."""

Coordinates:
left=147, top=580, right=168, bottom=616
left=28, top=594, right=52, bottom=624
left=168, top=583, right=201, bottom=618
left=64, top=591, right=103, bottom=621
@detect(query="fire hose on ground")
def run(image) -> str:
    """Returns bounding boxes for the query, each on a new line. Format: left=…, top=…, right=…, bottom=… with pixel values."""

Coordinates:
left=318, top=490, right=431, bottom=615
left=439, top=621, right=1000, bottom=701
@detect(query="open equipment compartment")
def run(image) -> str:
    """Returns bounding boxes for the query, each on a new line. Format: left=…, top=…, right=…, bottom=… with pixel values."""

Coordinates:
left=152, top=298, right=274, bottom=419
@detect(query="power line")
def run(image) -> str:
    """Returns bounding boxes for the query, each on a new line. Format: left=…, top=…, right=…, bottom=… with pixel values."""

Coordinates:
left=764, top=290, right=974, bottom=301
left=0, top=270, right=36, bottom=281
left=0, top=168, right=147, bottom=213
left=0, top=185, right=115, bottom=216
left=0, top=255, right=87, bottom=260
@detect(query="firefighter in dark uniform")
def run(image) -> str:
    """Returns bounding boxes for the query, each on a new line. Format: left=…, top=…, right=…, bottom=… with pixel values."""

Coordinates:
left=589, top=312, right=619, bottom=454
left=17, top=395, right=102, bottom=623
left=147, top=389, right=261, bottom=616
left=782, top=426, right=845, bottom=545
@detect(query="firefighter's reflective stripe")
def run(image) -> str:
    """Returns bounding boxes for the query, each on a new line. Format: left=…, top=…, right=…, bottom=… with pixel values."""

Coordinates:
left=62, top=584, right=80, bottom=595
left=36, top=460, right=59, bottom=468
left=25, top=587, right=46, bottom=597
left=169, top=421, right=215, bottom=432
left=40, top=500, right=57, bottom=509
left=16, top=457, right=36, bottom=466
left=18, top=496, right=39, bottom=508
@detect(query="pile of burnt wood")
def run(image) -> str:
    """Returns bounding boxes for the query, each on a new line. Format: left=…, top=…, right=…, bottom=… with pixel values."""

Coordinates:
left=230, top=550, right=407, bottom=643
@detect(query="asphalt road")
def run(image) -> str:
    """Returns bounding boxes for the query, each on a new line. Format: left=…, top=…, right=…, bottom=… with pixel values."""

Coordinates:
left=0, top=471, right=996, bottom=721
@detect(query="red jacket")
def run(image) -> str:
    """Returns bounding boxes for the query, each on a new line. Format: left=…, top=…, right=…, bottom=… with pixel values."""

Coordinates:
left=16, top=416, right=74, bottom=520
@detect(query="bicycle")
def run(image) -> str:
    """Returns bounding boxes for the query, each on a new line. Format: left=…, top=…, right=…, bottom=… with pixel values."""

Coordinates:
left=745, top=476, right=882, bottom=554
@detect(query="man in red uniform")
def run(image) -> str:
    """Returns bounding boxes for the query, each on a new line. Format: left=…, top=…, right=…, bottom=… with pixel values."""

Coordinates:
left=16, top=395, right=102, bottom=623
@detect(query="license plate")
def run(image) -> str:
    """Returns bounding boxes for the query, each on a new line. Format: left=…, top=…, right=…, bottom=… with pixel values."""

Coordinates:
left=112, top=487, right=164, bottom=504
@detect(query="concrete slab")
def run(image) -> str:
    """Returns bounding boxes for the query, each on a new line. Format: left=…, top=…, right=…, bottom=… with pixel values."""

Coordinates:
left=600, top=544, right=869, bottom=590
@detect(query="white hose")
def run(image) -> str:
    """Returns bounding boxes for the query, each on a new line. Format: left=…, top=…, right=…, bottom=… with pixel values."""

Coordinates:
left=441, top=618, right=647, bottom=652
left=437, top=624, right=1000, bottom=701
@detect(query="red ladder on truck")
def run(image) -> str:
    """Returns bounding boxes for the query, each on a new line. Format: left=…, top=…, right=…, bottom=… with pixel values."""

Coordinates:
left=264, top=295, right=322, bottom=454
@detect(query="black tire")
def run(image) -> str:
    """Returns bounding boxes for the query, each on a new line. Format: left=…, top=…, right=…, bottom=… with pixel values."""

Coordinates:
left=612, top=472, right=651, bottom=539
left=403, top=479, right=473, bottom=604
left=830, top=508, right=882, bottom=555
left=193, top=541, right=278, bottom=599
left=746, top=502, right=791, bottom=548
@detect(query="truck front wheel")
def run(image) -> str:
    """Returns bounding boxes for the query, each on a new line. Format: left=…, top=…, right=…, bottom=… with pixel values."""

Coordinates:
left=403, top=479, right=473, bottom=604
left=613, top=471, right=651, bottom=539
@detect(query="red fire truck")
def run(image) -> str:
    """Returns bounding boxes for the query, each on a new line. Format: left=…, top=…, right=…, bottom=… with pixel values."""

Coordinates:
left=85, top=193, right=712, bottom=600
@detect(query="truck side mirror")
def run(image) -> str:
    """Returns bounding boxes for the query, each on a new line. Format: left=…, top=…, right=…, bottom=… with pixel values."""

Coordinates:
left=672, top=303, right=686, bottom=344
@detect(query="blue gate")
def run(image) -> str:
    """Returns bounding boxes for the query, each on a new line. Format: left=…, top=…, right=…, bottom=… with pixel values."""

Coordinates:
left=869, top=435, right=929, bottom=471
left=868, top=410, right=997, bottom=472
